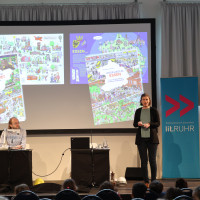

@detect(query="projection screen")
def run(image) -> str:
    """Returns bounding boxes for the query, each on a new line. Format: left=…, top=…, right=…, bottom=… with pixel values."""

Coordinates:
left=0, top=19, right=156, bottom=133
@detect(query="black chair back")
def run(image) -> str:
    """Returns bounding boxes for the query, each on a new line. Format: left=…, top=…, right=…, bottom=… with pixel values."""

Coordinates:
left=39, top=198, right=52, bottom=200
left=181, top=188, right=193, bottom=197
left=145, top=189, right=159, bottom=200
left=96, top=189, right=121, bottom=200
left=82, top=195, right=102, bottom=200
left=55, top=189, right=81, bottom=200
left=14, top=190, right=39, bottom=200
left=174, top=195, right=193, bottom=200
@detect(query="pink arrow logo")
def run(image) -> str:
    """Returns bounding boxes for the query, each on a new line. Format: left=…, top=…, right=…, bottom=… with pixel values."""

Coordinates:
left=165, top=95, right=180, bottom=117
left=165, top=95, right=194, bottom=117
left=179, top=94, right=194, bottom=117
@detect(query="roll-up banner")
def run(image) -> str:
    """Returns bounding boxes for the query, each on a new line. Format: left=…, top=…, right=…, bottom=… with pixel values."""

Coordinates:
left=161, top=77, right=200, bottom=178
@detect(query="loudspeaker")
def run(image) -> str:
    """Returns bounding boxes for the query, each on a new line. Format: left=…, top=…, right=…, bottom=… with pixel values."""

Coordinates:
left=125, top=167, right=143, bottom=180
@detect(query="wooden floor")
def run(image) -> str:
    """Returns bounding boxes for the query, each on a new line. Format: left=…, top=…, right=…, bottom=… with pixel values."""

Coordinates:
left=1, top=179, right=200, bottom=199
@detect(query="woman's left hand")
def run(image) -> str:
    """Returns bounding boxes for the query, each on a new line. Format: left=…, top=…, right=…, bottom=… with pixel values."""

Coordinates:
left=143, top=123, right=150, bottom=129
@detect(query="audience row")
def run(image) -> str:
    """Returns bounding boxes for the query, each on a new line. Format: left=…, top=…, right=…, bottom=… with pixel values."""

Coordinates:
left=0, top=178, right=200, bottom=200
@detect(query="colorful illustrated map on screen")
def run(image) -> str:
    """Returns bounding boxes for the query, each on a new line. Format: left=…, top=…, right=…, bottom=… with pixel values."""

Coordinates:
left=0, top=34, right=64, bottom=85
left=70, top=32, right=146, bottom=125
left=70, top=32, right=148, bottom=84
left=0, top=54, right=26, bottom=123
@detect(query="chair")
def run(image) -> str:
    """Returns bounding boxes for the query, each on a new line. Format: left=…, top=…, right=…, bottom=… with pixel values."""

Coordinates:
left=96, top=189, right=121, bottom=200
left=39, top=198, right=52, bottom=200
left=82, top=195, right=102, bottom=200
left=14, top=190, right=39, bottom=200
left=181, top=188, right=193, bottom=197
left=174, top=195, right=192, bottom=200
left=55, top=189, right=81, bottom=200
left=145, top=189, right=159, bottom=200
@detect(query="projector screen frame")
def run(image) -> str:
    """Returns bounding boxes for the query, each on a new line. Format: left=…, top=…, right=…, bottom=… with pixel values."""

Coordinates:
left=0, top=18, right=156, bottom=135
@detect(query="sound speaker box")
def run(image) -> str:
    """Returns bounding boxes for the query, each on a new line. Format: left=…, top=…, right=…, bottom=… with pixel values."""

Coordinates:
left=31, top=183, right=61, bottom=193
left=125, top=167, right=143, bottom=180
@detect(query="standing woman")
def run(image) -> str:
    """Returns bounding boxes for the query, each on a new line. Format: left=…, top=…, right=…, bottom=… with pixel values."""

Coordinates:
left=133, top=93, right=160, bottom=187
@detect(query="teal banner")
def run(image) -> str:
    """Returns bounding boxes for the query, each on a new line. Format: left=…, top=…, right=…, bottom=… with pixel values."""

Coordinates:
left=161, top=77, right=200, bottom=178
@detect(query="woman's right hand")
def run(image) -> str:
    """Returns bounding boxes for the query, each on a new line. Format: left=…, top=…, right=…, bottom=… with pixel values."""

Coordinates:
left=138, top=121, right=143, bottom=126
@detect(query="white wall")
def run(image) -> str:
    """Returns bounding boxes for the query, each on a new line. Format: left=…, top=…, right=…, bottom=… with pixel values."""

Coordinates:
left=28, top=134, right=139, bottom=181
left=1, top=0, right=166, bottom=182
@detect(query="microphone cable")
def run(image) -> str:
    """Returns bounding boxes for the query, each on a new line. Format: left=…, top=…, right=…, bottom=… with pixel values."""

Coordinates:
left=32, top=147, right=70, bottom=177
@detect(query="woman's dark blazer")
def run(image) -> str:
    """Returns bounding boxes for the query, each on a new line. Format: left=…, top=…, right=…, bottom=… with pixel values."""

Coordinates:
left=133, top=107, right=160, bottom=145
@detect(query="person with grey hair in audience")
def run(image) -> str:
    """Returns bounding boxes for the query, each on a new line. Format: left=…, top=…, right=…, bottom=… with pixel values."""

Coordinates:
left=11, top=183, right=30, bottom=200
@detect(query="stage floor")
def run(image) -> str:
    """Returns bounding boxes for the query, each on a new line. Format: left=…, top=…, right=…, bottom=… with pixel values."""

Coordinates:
left=50, top=179, right=200, bottom=193
left=87, top=179, right=199, bottom=195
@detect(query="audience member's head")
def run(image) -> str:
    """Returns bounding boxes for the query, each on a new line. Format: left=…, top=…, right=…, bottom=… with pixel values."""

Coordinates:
left=14, top=184, right=30, bottom=195
left=165, top=187, right=183, bottom=200
left=132, top=183, right=147, bottom=199
left=99, top=181, right=115, bottom=191
left=150, top=180, right=164, bottom=195
left=175, top=178, right=188, bottom=189
left=193, top=186, right=200, bottom=200
left=62, top=179, right=78, bottom=191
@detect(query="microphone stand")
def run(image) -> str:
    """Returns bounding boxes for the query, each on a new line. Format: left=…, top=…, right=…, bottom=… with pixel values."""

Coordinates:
left=90, top=129, right=97, bottom=188
left=7, top=147, right=12, bottom=192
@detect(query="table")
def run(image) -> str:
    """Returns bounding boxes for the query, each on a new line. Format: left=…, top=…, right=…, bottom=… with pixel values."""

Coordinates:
left=71, top=149, right=110, bottom=187
left=0, top=149, right=32, bottom=190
